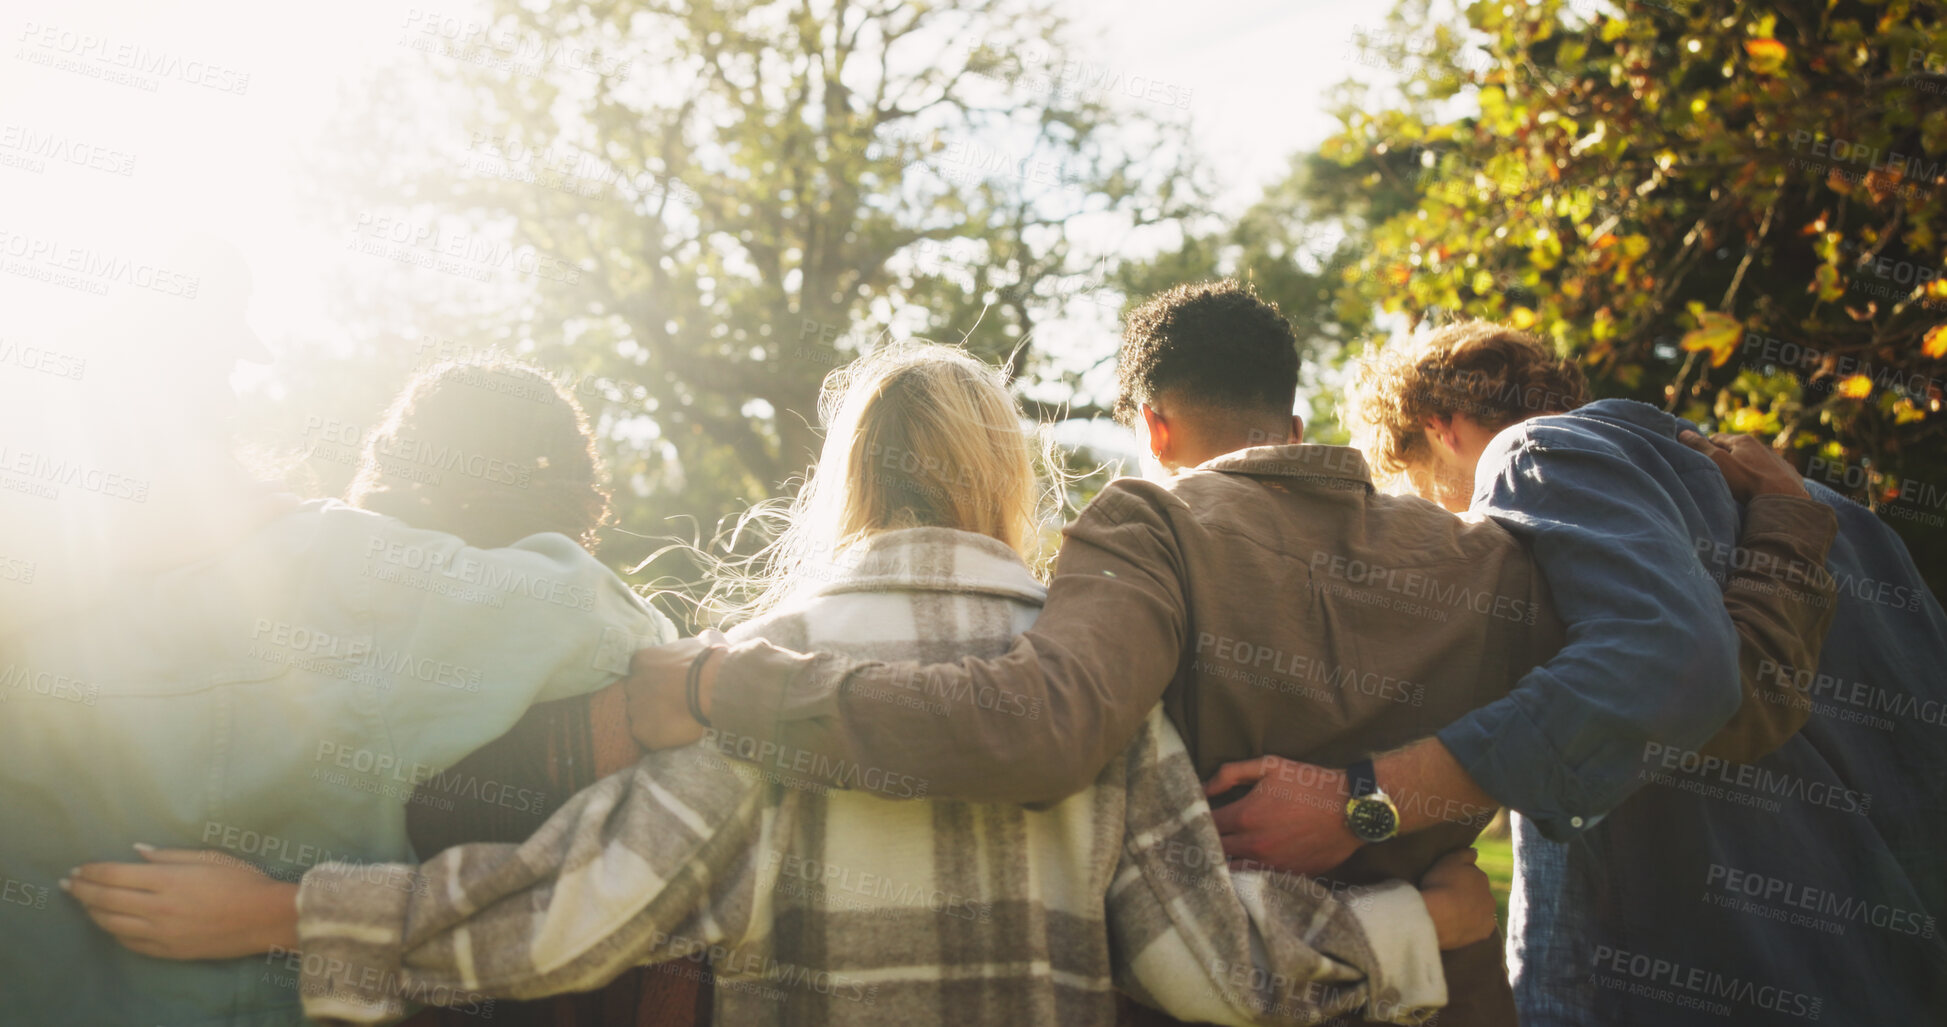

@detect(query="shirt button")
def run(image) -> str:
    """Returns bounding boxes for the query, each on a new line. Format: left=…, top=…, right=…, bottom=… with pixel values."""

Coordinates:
left=1570, top=816, right=1585, bottom=828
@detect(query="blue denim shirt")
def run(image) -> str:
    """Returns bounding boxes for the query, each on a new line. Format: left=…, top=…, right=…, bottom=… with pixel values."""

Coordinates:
left=1444, top=399, right=1947, bottom=1025
left=0, top=500, right=674, bottom=1026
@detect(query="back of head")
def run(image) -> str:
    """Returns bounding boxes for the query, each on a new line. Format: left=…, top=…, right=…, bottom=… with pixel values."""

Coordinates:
left=1342, top=320, right=1591, bottom=486
left=347, top=361, right=611, bottom=551
left=725, top=342, right=1047, bottom=619
left=1114, top=279, right=1300, bottom=441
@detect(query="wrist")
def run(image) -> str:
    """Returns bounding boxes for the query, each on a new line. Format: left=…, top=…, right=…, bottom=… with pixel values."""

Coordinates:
left=696, top=645, right=726, bottom=722
left=256, top=881, right=302, bottom=953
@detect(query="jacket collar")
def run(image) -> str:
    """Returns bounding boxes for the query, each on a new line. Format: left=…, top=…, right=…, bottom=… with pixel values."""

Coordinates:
left=804, top=526, right=1048, bottom=606
left=1195, top=444, right=1375, bottom=493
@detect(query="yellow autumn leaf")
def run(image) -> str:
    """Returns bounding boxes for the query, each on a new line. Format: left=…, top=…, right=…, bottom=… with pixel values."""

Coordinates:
left=1680, top=311, right=1743, bottom=367
left=1837, top=374, right=1873, bottom=399
left=1893, top=399, right=1926, bottom=425
left=1727, top=407, right=1771, bottom=434
left=1927, top=280, right=1947, bottom=301
left=1509, top=306, right=1538, bottom=330
left=1813, top=264, right=1845, bottom=302
left=1744, top=38, right=1788, bottom=75
left=1925, top=324, right=1947, bottom=359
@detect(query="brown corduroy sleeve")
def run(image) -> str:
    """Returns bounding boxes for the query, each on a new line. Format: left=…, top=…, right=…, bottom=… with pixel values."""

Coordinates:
left=1695, top=493, right=1840, bottom=763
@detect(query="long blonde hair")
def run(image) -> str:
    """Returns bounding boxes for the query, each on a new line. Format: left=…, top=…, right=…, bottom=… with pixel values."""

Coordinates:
left=709, top=342, right=1055, bottom=621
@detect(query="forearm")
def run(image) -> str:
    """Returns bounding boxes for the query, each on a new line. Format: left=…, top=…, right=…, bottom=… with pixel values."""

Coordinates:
left=1375, top=737, right=1498, bottom=835
left=1695, top=494, right=1839, bottom=763
left=294, top=745, right=762, bottom=1024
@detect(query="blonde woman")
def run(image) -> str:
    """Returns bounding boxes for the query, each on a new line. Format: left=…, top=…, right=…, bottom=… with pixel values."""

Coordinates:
left=69, top=343, right=1487, bottom=1026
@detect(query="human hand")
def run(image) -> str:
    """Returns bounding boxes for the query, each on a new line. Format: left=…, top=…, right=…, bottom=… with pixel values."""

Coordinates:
left=1205, top=756, right=1361, bottom=877
left=1681, top=430, right=1807, bottom=502
left=63, top=845, right=299, bottom=960
left=624, top=630, right=725, bottom=751
left=1417, top=847, right=1497, bottom=950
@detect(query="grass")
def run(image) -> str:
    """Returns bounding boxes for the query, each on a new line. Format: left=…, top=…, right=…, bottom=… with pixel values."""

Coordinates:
left=1475, top=831, right=1514, bottom=928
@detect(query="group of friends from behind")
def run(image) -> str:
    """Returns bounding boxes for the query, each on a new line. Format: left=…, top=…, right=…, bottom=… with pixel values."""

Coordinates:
left=8, top=278, right=1943, bottom=1027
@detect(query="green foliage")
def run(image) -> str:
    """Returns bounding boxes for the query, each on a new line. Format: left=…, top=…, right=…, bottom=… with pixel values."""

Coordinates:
left=1319, top=0, right=1947, bottom=589
left=301, top=0, right=1202, bottom=588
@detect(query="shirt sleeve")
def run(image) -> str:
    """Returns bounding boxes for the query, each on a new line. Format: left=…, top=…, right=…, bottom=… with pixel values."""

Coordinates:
left=1694, top=493, right=1839, bottom=763
left=705, top=481, right=1192, bottom=805
left=1435, top=434, right=1743, bottom=840
left=1109, top=709, right=1447, bottom=1026
left=291, top=744, right=766, bottom=1025
left=334, top=513, right=675, bottom=770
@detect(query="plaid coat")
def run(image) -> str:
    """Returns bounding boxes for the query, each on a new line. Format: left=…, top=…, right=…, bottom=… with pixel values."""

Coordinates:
left=294, top=528, right=1448, bottom=1026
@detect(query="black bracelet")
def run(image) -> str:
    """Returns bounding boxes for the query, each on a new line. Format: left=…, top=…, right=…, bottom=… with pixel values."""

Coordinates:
left=685, top=645, right=719, bottom=729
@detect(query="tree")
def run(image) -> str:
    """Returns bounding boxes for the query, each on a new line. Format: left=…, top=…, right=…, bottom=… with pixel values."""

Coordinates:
left=1286, top=0, right=1947, bottom=590
left=295, top=0, right=1201, bottom=577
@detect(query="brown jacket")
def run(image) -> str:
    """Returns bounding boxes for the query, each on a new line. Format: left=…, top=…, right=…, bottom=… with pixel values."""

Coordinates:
left=707, top=444, right=1838, bottom=1026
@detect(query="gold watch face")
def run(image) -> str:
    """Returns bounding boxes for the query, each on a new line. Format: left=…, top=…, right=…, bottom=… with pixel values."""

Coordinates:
left=1345, top=794, right=1400, bottom=843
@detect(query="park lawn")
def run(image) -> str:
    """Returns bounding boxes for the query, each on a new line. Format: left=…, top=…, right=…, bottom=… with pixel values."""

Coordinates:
left=1475, top=832, right=1514, bottom=927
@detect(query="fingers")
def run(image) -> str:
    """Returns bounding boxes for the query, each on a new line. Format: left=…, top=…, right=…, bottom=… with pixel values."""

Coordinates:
left=1209, top=791, right=1252, bottom=835
left=135, top=845, right=242, bottom=869
left=1678, top=429, right=1720, bottom=455
left=68, top=861, right=165, bottom=892
left=62, top=873, right=160, bottom=919
left=83, top=907, right=155, bottom=941
left=1202, top=756, right=1275, bottom=797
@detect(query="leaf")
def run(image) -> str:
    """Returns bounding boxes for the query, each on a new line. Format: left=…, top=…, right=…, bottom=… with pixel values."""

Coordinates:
left=1728, top=406, right=1772, bottom=434
left=1681, top=309, right=1743, bottom=367
left=1925, top=324, right=1947, bottom=360
left=1837, top=374, right=1873, bottom=399
left=1744, top=39, right=1788, bottom=75
left=1812, top=264, right=1845, bottom=302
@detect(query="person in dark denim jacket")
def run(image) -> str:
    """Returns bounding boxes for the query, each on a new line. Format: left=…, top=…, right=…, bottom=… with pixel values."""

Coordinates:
left=1327, top=321, right=1947, bottom=1025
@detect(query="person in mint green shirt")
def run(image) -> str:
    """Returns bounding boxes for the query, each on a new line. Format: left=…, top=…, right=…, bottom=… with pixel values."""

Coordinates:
left=0, top=360, right=674, bottom=1026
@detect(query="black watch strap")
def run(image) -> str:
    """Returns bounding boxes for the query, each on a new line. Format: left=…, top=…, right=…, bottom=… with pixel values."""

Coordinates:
left=1347, top=757, right=1379, bottom=799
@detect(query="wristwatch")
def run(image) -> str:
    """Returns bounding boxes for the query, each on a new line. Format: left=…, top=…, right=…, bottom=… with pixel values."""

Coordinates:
left=1343, top=757, right=1401, bottom=844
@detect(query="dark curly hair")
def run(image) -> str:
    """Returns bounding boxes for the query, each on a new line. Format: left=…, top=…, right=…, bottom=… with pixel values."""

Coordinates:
left=1113, top=280, right=1300, bottom=426
left=347, top=360, right=613, bottom=551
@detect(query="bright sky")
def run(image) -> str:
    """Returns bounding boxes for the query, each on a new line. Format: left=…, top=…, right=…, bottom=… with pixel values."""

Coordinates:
left=0, top=0, right=1402, bottom=414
